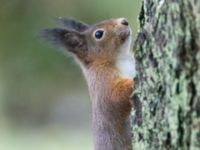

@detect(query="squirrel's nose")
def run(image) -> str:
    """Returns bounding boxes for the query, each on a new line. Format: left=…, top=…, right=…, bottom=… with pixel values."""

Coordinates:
left=121, top=19, right=129, bottom=26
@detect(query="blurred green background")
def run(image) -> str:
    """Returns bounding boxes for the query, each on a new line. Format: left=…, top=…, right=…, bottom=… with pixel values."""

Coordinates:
left=0, top=0, right=140, bottom=149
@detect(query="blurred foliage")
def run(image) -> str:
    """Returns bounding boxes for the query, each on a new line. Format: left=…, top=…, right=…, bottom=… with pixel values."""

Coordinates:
left=0, top=0, right=140, bottom=149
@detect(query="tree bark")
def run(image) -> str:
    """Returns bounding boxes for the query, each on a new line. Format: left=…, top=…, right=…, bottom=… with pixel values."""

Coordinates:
left=132, top=0, right=200, bottom=149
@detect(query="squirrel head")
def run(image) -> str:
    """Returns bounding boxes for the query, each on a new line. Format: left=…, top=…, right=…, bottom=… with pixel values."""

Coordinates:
left=41, top=18, right=132, bottom=66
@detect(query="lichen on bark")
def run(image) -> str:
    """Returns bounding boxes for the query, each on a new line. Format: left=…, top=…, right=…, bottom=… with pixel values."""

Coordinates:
left=132, top=0, right=200, bottom=149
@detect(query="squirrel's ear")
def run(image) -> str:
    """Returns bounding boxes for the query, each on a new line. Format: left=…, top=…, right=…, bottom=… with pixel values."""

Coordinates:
left=40, top=28, right=86, bottom=53
left=57, top=17, right=89, bottom=32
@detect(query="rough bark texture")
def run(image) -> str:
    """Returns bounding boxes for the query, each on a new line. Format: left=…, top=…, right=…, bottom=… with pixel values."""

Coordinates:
left=132, top=0, right=200, bottom=150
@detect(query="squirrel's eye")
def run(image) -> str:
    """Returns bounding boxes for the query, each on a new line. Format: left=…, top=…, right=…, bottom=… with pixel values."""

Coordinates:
left=94, top=30, right=104, bottom=39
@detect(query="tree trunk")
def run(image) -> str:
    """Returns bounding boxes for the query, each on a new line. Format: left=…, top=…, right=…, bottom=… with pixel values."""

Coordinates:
left=132, top=0, right=200, bottom=149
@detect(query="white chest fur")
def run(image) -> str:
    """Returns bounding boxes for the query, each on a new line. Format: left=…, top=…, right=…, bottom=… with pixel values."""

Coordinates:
left=116, top=53, right=136, bottom=79
left=116, top=36, right=136, bottom=79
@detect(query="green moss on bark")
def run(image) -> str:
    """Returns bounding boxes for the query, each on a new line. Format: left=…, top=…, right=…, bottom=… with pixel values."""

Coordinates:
left=132, top=0, right=200, bottom=149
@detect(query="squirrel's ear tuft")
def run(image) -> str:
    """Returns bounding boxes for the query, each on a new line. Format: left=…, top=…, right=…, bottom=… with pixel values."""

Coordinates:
left=56, top=17, right=89, bottom=32
left=40, top=28, right=86, bottom=53
left=40, top=28, right=68, bottom=46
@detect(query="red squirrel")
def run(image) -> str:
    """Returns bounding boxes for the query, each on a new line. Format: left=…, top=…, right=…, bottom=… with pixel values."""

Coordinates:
left=41, top=17, right=136, bottom=150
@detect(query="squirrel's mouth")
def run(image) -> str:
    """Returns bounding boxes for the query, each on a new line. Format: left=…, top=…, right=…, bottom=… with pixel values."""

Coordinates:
left=118, top=28, right=131, bottom=42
